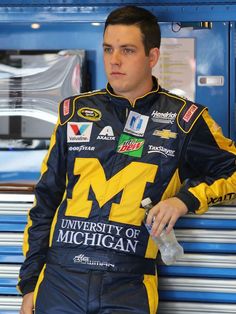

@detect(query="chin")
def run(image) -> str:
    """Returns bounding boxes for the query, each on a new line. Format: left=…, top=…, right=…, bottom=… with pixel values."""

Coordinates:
left=112, top=86, right=128, bottom=96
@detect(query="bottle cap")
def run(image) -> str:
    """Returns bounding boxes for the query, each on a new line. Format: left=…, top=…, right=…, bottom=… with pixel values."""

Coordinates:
left=141, top=197, right=152, bottom=207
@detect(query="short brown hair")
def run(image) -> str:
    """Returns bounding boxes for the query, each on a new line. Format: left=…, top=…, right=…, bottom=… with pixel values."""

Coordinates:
left=104, top=5, right=161, bottom=55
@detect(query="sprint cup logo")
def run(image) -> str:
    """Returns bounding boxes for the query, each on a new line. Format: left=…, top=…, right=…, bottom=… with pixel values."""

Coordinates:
left=73, top=254, right=115, bottom=268
left=148, top=145, right=175, bottom=157
left=117, top=134, right=144, bottom=158
left=67, top=122, right=92, bottom=143
left=78, top=107, right=102, bottom=121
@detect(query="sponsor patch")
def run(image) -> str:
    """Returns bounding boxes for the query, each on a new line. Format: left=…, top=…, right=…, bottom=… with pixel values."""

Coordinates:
left=124, top=111, right=149, bottom=137
left=153, top=129, right=177, bottom=139
left=151, top=110, right=177, bottom=124
left=63, top=99, right=70, bottom=116
left=68, top=145, right=95, bottom=152
left=73, top=254, right=115, bottom=268
left=78, top=107, right=102, bottom=121
left=67, top=122, right=92, bottom=142
left=148, top=145, right=175, bottom=157
left=183, top=104, right=198, bottom=122
left=117, top=134, right=144, bottom=157
left=208, top=192, right=236, bottom=206
left=97, top=126, right=115, bottom=140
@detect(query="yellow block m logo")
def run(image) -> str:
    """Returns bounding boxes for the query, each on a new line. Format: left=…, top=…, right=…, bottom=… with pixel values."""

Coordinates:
left=66, top=158, right=158, bottom=226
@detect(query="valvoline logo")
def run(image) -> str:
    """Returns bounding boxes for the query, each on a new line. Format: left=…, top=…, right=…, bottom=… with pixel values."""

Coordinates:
left=70, top=123, right=89, bottom=135
left=67, top=122, right=93, bottom=143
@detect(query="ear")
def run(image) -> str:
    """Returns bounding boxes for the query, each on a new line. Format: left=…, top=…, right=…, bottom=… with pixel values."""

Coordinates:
left=149, top=48, right=160, bottom=68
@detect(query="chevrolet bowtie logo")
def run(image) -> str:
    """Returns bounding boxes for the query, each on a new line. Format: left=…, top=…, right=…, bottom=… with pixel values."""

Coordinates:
left=153, top=129, right=177, bottom=139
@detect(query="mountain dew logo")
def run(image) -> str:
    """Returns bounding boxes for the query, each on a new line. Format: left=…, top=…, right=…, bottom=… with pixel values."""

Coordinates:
left=117, top=134, right=144, bottom=157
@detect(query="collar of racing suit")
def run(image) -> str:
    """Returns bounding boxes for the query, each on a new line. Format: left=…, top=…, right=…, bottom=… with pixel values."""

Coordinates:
left=105, top=76, right=160, bottom=109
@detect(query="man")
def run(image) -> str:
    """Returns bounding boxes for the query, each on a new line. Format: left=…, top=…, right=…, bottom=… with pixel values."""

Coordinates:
left=19, top=5, right=236, bottom=314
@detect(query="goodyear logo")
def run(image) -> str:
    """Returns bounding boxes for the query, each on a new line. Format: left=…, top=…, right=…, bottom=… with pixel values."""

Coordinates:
left=78, top=107, right=101, bottom=121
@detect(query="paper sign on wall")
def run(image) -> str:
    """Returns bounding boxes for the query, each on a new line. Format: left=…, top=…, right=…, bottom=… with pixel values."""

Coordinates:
left=152, top=38, right=195, bottom=102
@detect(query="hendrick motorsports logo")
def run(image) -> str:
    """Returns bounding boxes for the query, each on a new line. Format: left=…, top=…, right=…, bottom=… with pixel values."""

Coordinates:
left=148, top=145, right=175, bottom=157
left=151, top=110, right=177, bottom=124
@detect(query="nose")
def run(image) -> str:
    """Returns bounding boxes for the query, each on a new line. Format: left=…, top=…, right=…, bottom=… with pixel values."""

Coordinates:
left=110, top=50, right=121, bottom=66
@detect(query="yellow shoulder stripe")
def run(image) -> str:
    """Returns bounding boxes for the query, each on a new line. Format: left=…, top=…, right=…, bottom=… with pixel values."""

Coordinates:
left=202, top=111, right=236, bottom=154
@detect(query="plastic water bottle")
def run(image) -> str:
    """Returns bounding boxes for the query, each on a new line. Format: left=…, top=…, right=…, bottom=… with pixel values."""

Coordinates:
left=141, top=197, right=184, bottom=265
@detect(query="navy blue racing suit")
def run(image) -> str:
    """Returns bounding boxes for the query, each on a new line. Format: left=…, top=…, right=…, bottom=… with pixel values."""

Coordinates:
left=18, top=78, right=236, bottom=313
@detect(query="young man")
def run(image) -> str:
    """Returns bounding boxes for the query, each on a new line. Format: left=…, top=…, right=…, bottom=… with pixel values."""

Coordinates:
left=19, top=5, right=236, bottom=314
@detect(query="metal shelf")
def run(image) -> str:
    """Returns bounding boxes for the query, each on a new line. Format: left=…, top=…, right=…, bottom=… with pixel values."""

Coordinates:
left=0, top=2, right=235, bottom=22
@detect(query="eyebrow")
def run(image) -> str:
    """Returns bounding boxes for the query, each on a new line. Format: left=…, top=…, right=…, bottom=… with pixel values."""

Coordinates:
left=103, top=43, right=137, bottom=48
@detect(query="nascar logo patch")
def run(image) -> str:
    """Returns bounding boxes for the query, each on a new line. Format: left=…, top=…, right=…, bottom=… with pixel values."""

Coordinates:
left=78, top=107, right=102, bottom=121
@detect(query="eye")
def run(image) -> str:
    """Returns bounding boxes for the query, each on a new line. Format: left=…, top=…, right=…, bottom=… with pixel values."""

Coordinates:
left=104, top=47, right=113, bottom=54
left=122, top=48, right=135, bottom=55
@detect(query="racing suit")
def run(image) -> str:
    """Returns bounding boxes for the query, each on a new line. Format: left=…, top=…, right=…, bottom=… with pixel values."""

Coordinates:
left=18, top=78, right=236, bottom=313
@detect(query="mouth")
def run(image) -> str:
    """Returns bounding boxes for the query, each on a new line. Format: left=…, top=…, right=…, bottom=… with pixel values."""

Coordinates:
left=110, top=72, right=125, bottom=77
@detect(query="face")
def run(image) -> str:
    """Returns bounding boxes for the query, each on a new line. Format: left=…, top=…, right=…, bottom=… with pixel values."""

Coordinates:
left=103, top=24, right=159, bottom=102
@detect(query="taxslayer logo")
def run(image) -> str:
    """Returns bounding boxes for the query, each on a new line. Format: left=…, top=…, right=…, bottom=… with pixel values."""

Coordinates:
left=183, top=104, right=198, bottom=122
left=148, top=145, right=175, bottom=157
left=97, top=126, right=115, bottom=140
left=78, top=107, right=101, bottom=121
left=67, top=122, right=92, bottom=142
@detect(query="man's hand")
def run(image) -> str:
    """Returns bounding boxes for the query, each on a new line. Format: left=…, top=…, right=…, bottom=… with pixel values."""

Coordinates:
left=146, top=197, right=188, bottom=237
left=20, top=292, right=34, bottom=314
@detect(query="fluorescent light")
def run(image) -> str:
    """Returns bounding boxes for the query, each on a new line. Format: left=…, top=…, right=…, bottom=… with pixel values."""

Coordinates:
left=31, top=23, right=40, bottom=29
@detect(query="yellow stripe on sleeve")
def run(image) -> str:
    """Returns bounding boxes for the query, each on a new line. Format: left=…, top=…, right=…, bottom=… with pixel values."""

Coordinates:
left=202, top=110, right=236, bottom=154
left=33, top=264, right=46, bottom=307
left=161, top=169, right=182, bottom=201
left=190, top=176, right=236, bottom=215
